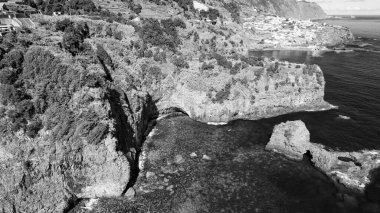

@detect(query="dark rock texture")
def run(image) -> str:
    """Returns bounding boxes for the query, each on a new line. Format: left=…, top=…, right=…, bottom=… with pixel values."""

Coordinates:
left=69, top=116, right=347, bottom=213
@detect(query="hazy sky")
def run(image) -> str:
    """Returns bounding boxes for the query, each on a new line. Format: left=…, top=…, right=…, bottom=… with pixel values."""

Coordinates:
left=308, top=0, right=380, bottom=15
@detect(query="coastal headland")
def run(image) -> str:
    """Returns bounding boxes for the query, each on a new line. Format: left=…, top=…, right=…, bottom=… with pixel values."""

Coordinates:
left=1, top=0, right=377, bottom=212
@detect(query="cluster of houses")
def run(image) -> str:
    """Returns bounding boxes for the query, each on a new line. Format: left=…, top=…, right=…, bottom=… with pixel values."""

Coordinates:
left=0, top=0, right=36, bottom=34
left=243, top=14, right=324, bottom=48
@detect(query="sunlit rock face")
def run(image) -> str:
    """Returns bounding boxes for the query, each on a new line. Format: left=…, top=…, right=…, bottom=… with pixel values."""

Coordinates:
left=265, top=120, right=380, bottom=192
left=157, top=62, right=331, bottom=123
left=265, top=120, right=310, bottom=160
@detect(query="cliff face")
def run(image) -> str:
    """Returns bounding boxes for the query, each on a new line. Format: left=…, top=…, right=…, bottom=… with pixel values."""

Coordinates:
left=297, top=1, right=327, bottom=20
left=157, top=61, right=330, bottom=123
left=0, top=27, right=156, bottom=212
left=247, top=0, right=327, bottom=20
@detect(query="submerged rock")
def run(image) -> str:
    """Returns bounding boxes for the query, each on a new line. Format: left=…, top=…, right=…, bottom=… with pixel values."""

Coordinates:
left=265, top=120, right=380, bottom=192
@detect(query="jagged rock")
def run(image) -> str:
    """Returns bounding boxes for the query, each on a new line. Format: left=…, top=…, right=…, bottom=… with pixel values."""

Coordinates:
left=146, top=171, right=156, bottom=179
left=174, top=154, right=185, bottom=164
left=124, top=187, right=136, bottom=200
left=265, top=120, right=380, bottom=192
left=265, top=120, right=310, bottom=160
left=202, top=155, right=212, bottom=161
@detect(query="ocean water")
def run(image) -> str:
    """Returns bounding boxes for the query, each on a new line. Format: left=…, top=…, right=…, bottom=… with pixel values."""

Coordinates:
left=249, top=16, right=380, bottom=151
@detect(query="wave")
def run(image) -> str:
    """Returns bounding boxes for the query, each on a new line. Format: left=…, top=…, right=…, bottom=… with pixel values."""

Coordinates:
left=305, top=104, right=339, bottom=112
left=338, top=115, right=351, bottom=120
left=334, top=49, right=354, bottom=54
left=207, top=122, right=227, bottom=126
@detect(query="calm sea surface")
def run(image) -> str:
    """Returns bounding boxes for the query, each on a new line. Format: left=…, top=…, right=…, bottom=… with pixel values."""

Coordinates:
left=249, top=16, right=380, bottom=151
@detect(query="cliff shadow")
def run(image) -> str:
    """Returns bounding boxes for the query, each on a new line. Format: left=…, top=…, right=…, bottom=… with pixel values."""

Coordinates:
left=365, top=167, right=380, bottom=206
left=106, top=88, right=159, bottom=192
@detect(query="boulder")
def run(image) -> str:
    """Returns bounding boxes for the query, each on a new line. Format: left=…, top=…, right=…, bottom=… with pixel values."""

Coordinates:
left=265, top=120, right=310, bottom=160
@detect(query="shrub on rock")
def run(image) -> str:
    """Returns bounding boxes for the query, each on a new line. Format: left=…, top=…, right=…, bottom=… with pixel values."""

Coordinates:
left=140, top=18, right=185, bottom=50
left=65, top=0, right=98, bottom=14
left=62, top=22, right=90, bottom=56
left=56, top=18, right=73, bottom=32
left=0, top=67, right=19, bottom=84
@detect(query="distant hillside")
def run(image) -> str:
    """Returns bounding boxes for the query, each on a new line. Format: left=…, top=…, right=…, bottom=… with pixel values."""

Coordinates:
left=246, top=0, right=327, bottom=20
left=295, top=0, right=327, bottom=20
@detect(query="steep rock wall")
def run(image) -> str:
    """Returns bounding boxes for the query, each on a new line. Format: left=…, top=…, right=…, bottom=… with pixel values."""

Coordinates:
left=156, top=61, right=331, bottom=123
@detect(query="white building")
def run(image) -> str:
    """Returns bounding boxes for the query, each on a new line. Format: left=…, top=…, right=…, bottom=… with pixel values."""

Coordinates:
left=193, top=1, right=209, bottom=12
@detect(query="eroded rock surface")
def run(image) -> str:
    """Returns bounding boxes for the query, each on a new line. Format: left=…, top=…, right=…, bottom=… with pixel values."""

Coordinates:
left=266, top=120, right=380, bottom=192
left=157, top=63, right=332, bottom=123
left=265, top=120, right=310, bottom=160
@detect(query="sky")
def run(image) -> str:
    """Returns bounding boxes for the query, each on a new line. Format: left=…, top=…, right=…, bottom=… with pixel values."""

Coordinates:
left=308, top=0, right=380, bottom=15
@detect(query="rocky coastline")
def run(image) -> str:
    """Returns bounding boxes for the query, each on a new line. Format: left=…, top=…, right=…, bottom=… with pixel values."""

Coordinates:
left=0, top=0, right=364, bottom=212
left=266, top=120, right=380, bottom=194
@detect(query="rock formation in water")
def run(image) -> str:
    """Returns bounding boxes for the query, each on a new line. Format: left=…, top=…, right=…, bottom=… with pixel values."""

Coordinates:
left=266, top=120, right=380, bottom=192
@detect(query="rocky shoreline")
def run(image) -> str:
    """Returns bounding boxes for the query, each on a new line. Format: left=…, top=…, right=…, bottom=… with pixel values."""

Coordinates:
left=266, top=120, right=380, bottom=195
left=0, top=0, right=361, bottom=212
left=67, top=115, right=380, bottom=213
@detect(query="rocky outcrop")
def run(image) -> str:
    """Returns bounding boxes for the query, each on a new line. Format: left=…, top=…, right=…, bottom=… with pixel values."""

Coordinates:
left=157, top=62, right=332, bottom=123
left=0, top=45, right=155, bottom=212
left=265, top=120, right=310, bottom=160
left=265, top=120, right=380, bottom=192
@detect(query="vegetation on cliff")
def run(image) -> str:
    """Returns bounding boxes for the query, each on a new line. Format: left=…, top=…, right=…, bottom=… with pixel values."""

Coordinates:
left=0, top=0, right=354, bottom=212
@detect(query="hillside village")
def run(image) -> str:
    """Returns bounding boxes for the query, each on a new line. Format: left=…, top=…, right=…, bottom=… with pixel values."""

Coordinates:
left=0, top=0, right=36, bottom=33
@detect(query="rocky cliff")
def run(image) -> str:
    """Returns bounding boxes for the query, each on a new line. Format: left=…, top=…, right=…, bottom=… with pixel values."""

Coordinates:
left=246, top=0, right=327, bottom=20
left=157, top=61, right=330, bottom=123
left=0, top=0, right=353, bottom=211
